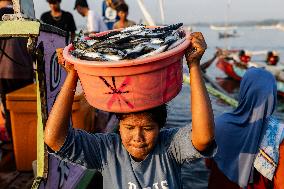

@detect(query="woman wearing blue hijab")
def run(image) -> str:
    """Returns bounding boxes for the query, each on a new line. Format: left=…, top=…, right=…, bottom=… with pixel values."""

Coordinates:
left=206, top=67, right=284, bottom=189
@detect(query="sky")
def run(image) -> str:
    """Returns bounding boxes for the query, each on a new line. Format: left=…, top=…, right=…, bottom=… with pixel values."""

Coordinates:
left=34, top=0, right=284, bottom=28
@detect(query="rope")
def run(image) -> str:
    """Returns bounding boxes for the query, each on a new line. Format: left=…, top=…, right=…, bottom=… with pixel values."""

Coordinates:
left=183, top=74, right=238, bottom=108
left=0, top=44, right=27, bottom=67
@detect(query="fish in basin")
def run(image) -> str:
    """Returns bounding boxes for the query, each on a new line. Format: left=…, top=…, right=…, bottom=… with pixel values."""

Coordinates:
left=70, top=23, right=186, bottom=61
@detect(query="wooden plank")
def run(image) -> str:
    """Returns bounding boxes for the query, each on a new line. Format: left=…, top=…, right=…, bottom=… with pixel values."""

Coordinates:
left=0, top=21, right=40, bottom=37
left=5, top=172, right=34, bottom=189
left=0, top=150, right=34, bottom=189
left=0, top=171, right=20, bottom=189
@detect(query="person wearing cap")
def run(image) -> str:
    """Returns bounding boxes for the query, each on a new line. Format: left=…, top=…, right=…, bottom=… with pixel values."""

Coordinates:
left=41, top=0, right=77, bottom=41
left=74, top=0, right=108, bottom=34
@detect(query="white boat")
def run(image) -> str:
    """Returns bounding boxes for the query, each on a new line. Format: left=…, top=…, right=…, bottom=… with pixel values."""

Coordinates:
left=257, top=23, right=284, bottom=31
left=210, top=25, right=238, bottom=31
left=276, top=23, right=284, bottom=31
left=256, top=25, right=279, bottom=30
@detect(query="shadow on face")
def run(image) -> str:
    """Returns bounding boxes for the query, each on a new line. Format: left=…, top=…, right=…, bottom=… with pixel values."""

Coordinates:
left=119, top=113, right=160, bottom=161
left=76, top=6, right=85, bottom=17
left=117, top=11, right=128, bottom=20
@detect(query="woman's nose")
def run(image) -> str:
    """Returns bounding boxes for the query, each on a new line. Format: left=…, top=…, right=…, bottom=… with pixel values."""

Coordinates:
left=133, top=129, right=144, bottom=142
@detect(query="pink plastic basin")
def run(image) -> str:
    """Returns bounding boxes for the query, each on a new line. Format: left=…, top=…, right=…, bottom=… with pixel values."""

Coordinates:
left=63, top=29, right=190, bottom=113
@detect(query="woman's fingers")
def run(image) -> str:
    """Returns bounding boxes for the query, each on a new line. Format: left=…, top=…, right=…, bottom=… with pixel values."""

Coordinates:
left=185, top=32, right=207, bottom=64
left=56, top=48, right=75, bottom=72
left=56, top=48, right=65, bottom=66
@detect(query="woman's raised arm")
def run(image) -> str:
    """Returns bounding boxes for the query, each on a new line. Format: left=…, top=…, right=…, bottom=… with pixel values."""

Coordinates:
left=44, top=49, right=78, bottom=151
left=185, top=32, right=215, bottom=152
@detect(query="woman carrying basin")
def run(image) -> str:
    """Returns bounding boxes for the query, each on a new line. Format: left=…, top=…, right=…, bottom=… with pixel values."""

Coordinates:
left=44, top=32, right=216, bottom=188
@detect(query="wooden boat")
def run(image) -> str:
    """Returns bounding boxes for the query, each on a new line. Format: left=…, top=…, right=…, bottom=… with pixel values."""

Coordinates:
left=216, top=49, right=284, bottom=97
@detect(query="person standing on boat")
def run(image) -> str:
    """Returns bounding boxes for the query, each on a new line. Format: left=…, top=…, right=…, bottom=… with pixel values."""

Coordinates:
left=102, top=0, right=124, bottom=30
left=44, top=32, right=216, bottom=188
left=74, top=0, right=108, bottom=34
left=113, top=3, right=136, bottom=29
left=41, top=0, right=77, bottom=41
left=206, top=67, right=284, bottom=189
left=0, top=0, right=34, bottom=142
left=266, top=51, right=279, bottom=66
left=238, top=50, right=251, bottom=64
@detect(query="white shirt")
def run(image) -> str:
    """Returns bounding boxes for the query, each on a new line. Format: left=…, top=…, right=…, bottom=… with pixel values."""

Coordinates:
left=87, top=10, right=108, bottom=33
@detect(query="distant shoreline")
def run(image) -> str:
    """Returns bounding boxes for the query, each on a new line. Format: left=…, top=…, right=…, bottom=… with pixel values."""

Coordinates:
left=185, top=19, right=284, bottom=27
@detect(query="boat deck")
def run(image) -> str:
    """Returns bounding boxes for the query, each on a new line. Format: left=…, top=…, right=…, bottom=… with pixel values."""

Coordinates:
left=0, top=143, right=34, bottom=189
left=0, top=111, right=33, bottom=188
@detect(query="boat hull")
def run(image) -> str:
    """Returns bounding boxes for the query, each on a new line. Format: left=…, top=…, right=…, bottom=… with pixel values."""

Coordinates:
left=216, top=58, right=284, bottom=97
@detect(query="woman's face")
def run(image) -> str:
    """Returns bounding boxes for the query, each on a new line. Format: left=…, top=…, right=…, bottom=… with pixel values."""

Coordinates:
left=119, top=113, right=160, bottom=161
left=118, top=11, right=127, bottom=21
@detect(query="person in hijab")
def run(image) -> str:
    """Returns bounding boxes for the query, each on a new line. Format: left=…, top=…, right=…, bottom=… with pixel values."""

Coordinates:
left=206, top=67, right=284, bottom=189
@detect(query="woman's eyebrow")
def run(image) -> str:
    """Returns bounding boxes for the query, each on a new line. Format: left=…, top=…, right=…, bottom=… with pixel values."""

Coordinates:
left=122, top=124, right=135, bottom=127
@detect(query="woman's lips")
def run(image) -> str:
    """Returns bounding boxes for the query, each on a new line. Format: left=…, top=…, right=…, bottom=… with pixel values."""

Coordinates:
left=131, top=144, right=147, bottom=148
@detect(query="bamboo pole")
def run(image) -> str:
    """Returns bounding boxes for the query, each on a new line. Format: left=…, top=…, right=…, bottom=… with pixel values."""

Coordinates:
left=183, top=74, right=238, bottom=108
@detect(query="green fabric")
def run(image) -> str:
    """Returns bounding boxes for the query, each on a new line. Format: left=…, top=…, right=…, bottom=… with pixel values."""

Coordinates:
left=0, top=21, right=40, bottom=37
left=75, top=170, right=96, bottom=189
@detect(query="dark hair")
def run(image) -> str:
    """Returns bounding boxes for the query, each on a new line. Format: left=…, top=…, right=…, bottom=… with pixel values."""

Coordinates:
left=47, top=0, right=61, bottom=4
left=266, top=51, right=279, bottom=65
left=116, top=104, right=167, bottom=129
left=116, top=3, right=129, bottom=13
left=239, top=50, right=245, bottom=56
left=74, top=0, right=89, bottom=9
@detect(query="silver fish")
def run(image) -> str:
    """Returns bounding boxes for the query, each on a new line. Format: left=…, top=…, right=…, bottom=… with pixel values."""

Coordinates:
left=71, top=23, right=185, bottom=61
left=150, top=38, right=164, bottom=45
left=167, top=37, right=186, bottom=50
left=138, top=45, right=168, bottom=58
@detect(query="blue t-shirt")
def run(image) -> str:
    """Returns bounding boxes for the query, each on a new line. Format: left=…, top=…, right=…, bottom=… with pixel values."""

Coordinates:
left=53, top=126, right=215, bottom=189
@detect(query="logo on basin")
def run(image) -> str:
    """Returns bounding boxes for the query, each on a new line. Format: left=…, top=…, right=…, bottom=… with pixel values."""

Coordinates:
left=99, top=76, right=134, bottom=110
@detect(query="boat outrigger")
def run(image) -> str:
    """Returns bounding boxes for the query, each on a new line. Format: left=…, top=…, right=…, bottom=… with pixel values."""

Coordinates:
left=216, top=49, right=284, bottom=97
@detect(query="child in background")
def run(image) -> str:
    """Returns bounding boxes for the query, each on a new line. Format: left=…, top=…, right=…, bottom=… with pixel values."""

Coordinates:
left=102, top=0, right=124, bottom=30
left=113, top=3, right=136, bottom=29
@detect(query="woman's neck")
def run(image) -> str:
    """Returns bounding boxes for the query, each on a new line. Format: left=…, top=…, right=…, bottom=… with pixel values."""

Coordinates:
left=120, top=19, right=128, bottom=23
left=119, top=19, right=128, bottom=28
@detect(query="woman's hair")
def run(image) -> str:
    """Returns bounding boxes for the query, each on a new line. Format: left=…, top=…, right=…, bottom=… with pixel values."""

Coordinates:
left=47, top=0, right=61, bottom=4
left=116, top=104, right=167, bottom=129
left=116, top=3, right=129, bottom=13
